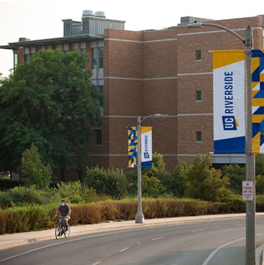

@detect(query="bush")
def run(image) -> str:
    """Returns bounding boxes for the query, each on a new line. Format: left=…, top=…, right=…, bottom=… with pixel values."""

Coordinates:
left=0, top=186, right=47, bottom=209
left=85, top=167, right=127, bottom=199
left=186, top=154, right=229, bottom=202
left=142, top=175, right=165, bottom=198
left=142, top=152, right=172, bottom=193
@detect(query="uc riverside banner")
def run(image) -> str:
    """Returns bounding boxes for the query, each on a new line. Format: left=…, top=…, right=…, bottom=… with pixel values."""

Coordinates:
left=127, top=126, right=152, bottom=168
left=141, top=127, right=152, bottom=168
left=252, top=49, right=264, bottom=154
left=213, top=51, right=245, bottom=153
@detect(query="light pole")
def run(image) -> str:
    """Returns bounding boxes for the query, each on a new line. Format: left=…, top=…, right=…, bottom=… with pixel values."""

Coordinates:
left=182, top=22, right=254, bottom=265
left=135, top=114, right=169, bottom=224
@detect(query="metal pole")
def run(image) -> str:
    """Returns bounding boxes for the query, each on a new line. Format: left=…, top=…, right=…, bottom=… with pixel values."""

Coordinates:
left=245, top=25, right=255, bottom=265
left=135, top=116, right=144, bottom=223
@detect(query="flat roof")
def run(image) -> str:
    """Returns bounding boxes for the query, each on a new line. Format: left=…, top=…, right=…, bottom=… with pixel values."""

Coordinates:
left=0, top=34, right=104, bottom=50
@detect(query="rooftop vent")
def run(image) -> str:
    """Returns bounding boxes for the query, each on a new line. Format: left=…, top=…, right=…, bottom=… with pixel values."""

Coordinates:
left=95, top=11, right=106, bottom=18
left=82, top=10, right=94, bottom=17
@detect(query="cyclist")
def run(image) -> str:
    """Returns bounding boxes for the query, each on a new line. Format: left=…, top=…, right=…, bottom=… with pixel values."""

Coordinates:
left=55, top=200, right=71, bottom=235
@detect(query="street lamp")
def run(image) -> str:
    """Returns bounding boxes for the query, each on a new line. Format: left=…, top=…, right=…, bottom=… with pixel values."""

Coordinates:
left=135, top=114, right=169, bottom=224
left=182, top=22, right=254, bottom=265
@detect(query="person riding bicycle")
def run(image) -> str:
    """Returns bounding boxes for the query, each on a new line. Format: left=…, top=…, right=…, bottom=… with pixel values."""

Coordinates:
left=55, top=200, right=71, bottom=235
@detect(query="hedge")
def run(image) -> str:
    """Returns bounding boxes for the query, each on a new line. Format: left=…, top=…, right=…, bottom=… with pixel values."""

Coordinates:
left=0, top=198, right=263, bottom=235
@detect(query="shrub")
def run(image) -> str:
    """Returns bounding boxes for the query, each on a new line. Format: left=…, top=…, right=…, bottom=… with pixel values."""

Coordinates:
left=0, top=186, right=47, bottom=209
left=85, top=167, right=127, bottom=199
left=142, top=152, right=172, bottom=193
left=186, top=154, right=229, bottom=202
left=21, top=144, right=52, bottom=189
left=142, top=175, right=165, bottom=198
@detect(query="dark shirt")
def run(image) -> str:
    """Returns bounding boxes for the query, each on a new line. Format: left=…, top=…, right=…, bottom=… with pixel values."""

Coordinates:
left=57, top=204, right=70, bottom=217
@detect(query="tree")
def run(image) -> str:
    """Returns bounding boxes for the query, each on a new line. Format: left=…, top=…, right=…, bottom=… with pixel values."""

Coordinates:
left=221, top=164, right=245, bottom=194
left=142, top=152, right=172, bottom=192
left=0, top=50, right=102, bottom=171
left=186, top=154, right=229, bottom=202
left=256, top=154, right=264, bottom=176
left=171, top=161, right=189, bottom=197
left=21, top=144, right=52, bottom=189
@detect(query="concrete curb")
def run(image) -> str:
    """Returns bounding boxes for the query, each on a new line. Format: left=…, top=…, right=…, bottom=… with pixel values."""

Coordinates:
left=1, top=213, right=264, bottom=251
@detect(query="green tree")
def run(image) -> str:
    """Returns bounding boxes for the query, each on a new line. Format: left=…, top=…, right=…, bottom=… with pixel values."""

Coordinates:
left=142, top=152, right=172, bottom=192
left=171, top=161, right=189, bottom=197
left=186, top=154, right=229, bottom=202
left=221, top=164, right=245, bottom=194
left=85, top=167, right=127, bottom=199
left=0, top=50, right=102, bottom=171
left=21, top=144, right=52, bottom=189
left=256, top=154, right=264, bottom=176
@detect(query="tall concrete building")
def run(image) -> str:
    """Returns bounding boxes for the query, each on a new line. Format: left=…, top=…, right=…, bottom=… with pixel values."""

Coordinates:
left=1, top=11, right=264, bottom=181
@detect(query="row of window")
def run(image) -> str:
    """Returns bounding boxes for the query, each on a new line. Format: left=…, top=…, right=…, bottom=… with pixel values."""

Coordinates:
left=93, top=130, right=203, bottom=145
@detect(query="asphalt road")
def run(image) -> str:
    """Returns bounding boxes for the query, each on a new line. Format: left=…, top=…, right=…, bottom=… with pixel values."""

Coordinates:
left=1, top=217, right=264, bottom=265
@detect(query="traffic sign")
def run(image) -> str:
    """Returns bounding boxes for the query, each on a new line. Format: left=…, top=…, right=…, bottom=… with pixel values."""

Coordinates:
left=242, top=181, right=254, bottom=201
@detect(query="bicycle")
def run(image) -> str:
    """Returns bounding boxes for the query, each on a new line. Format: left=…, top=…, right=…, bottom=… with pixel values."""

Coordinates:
left=55, top=216, right=70, bottom=240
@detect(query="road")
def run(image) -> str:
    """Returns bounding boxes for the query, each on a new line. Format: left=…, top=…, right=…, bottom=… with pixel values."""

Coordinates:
left=0, top=217, right=264, bottom=265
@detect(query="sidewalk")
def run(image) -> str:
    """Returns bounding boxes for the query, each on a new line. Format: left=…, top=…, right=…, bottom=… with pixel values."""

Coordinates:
left=2, top=213, right=263, bottom=251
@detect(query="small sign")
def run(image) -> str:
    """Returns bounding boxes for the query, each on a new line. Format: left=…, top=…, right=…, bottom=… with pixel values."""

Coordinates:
left=242, top=181, right=254, bottom=201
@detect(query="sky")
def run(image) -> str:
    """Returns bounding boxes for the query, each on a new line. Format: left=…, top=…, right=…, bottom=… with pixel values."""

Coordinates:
left=0, top=0, right=264, bottom=77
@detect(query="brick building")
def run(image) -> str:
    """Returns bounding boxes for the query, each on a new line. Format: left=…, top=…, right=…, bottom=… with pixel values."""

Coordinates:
left=1, top=11, right=264, bottom=181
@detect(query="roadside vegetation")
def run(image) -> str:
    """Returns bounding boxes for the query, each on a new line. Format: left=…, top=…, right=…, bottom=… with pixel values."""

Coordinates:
left=1, top=150, right=264, bottom=234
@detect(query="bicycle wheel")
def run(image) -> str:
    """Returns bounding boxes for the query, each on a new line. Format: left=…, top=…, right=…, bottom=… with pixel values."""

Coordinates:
left=55, top=225, right=62, bottom=240
left=64, top=225, right=70, bottom=238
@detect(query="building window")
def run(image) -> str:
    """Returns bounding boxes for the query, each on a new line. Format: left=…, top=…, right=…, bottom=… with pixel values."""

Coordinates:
left=92, top=48, right=104, bottom=69
left=24, top=54, right=31, bottom=63
left=31, top=47, right=36, bottom=54
left=92, top=48, right=97, bottom=69
left=80, top=42, right=86, bottom=52
left=196, top=131, right=202, bottom=142
left=63, top=44, right=69, bottom=52
left=56, top=44, right=63, bottom=51
left=73, top=43, right=79, bottom=50
left=195, top=50, right=201, bottom=60
left=99, top=48, right=103, bottom=68
left=13, top=52, right=18, bottom=70
left=196, top=90, right=202, bottom=101
left=93, top=128, right=102, bottom=145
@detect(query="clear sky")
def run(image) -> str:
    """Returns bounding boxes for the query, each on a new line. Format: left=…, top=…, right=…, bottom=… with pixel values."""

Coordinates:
left=0, top=0, right=264, bottom=77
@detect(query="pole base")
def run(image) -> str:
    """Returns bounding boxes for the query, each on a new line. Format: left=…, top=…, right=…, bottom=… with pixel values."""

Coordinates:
left=135, top=214, right=145, bottom=224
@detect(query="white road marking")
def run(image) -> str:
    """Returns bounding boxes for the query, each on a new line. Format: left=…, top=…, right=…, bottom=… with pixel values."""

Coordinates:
left=202, top=233, right=262, bottom=265
left=152, top=237, right=164, bottom=241
left=120, top=247, right=129, bottom=252
left=191, top=229, right=204, bottom=232
left=232, top=224, right=243, bottom=227
left=92, top=262, right=101, bottom=265
left=0, top=229, right=148, bottom=263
